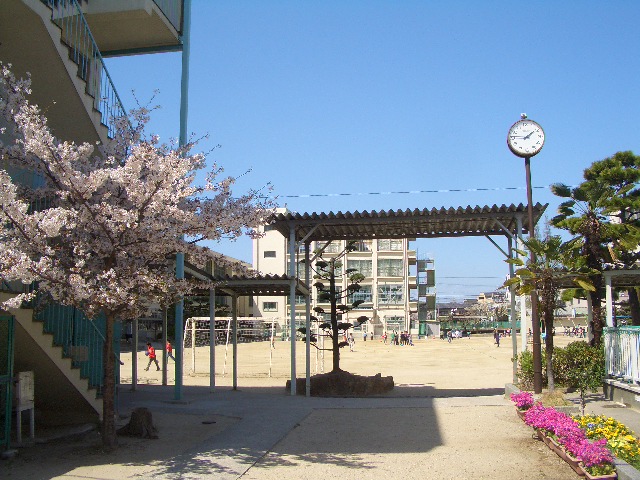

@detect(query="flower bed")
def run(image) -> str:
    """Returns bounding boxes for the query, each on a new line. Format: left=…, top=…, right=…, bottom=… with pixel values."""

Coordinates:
left=511, top=396, right=616, bottom=478
left=575, top=414, right=640, bottom=472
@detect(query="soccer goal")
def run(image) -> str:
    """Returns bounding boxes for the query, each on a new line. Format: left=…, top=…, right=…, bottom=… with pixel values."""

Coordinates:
left=183, top=316, right=282, bottom=375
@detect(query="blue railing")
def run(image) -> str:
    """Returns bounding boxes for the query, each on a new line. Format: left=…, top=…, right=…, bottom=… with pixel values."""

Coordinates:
left=604, top=327, right=640, bottom=385
left=43, top=0, right=127, bottom=138
left=152, top=0, right=184, bottom=34
left=0, top=315, right=15, bottom=451
left=35, top=302, right=121, bottom=394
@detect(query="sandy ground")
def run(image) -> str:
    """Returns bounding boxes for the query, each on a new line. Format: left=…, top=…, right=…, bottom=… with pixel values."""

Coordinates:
left=3, top=334, right=588, bottom=479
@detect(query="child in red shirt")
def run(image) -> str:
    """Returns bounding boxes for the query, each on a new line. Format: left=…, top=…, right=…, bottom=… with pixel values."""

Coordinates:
left=144, top=342, right=160, bottom=371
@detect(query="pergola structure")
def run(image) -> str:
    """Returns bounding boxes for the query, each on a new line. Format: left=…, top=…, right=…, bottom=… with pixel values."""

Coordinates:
left=127, top=262, right=309, bottom=398
left=182, top=262, right=309, bottom=394
left=266, top=203, right=548, bottom=395
left=603, top=267, right=640, bottom=327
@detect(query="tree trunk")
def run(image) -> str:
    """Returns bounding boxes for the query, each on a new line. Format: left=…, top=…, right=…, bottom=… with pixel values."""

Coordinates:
left=102, top=313, right=117, bottom=449
left=329, top=264, right=341, bottom=373
left=545, top=310, right=554, bottom=391
left=590, top=281, right=604, bottom=347
left=629, top=287, right=640, bottom=326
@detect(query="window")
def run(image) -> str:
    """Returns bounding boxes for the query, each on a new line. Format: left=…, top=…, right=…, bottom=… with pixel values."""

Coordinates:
left=214, top=263, right=227, bottom=277
left=295, top=295, right=307, bottom=305
left=264, top=250, right=276, bottom=258
left=385, top=316, right=405, bottom=329
left=352, top=240, right=372, bottom=252
left=296, top=261, right=308, bottom=278
left=347, top=259, right=372, bottom=277
left=378, top=239, right=403, bottom=251
left=377, top=258, right=403, bottom=277
left=263, top=301, right=278, bottom=312
left=378, top=285, right=404, bottom=305
left=348, top=285, right=373, bottom=305
left=316, top=241, right=340, bottom=253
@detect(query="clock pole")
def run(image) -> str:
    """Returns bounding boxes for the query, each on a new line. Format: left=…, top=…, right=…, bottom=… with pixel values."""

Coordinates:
left=507, top=113, right=545, bottom=394
left=524, top=155, right=543, bottom=394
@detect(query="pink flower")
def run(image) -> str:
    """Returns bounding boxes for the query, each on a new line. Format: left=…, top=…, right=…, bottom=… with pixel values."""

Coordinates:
left=521, top=404, right=614, bottom=470
left=510, top=391, right=534, bottom=409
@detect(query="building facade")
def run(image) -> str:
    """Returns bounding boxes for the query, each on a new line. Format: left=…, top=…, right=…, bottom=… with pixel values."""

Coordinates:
left=253, top=212, right=436, bottom=337
left=1, top=0, right=186, bottom=430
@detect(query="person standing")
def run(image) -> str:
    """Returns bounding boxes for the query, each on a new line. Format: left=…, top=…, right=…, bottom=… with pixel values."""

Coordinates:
left=144, top=342, right=160, bottom=371
left=348, top=332, right=355, bottom=352
left=166, top=340, right=175, bottom=361
left=494, top=329, right=501, bottom=347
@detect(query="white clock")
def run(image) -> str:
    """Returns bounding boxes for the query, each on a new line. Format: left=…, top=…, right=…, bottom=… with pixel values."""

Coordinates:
left=507, top=118, right=545, bottom=158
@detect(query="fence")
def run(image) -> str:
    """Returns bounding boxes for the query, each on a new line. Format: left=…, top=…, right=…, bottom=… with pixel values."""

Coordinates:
left=604, top=326, right=640, bottom=385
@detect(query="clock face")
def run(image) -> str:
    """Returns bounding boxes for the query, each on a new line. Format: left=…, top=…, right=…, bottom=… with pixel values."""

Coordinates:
left=507, top=119, right=545, bottom=157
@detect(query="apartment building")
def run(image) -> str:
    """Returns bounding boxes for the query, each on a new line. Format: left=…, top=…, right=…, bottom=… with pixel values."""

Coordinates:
left=1, top=0, right=186, bottom=441
left=252, top=213, right=436, bottom=337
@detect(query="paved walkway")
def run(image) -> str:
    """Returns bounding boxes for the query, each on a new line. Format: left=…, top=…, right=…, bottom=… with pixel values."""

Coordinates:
left=3, top=335, right=639, bottom=479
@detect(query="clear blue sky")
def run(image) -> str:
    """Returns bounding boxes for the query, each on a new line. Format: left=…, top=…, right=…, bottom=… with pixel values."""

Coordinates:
left=105, top=0, right=640, bottom=301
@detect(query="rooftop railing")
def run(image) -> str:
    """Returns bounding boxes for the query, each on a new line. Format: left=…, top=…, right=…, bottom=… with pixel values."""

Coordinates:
left=44, top=0, right=127, bottom=139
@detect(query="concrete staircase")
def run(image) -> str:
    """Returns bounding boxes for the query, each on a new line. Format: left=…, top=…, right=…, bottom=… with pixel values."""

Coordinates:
left=1, top=293, right=102, bottom=421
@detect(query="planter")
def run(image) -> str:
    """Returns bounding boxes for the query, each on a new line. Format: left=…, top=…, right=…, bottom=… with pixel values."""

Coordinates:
left=580, top=465, right=617, bottom=480
left=537, top=430, right=584, bottom=476
left=516, top=408, right=527, bottom=421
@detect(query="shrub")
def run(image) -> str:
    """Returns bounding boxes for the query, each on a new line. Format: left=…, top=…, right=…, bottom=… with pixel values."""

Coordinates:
left=515, top=349, right=547, bottom=390
left=558, top=341, right=605, bottom=414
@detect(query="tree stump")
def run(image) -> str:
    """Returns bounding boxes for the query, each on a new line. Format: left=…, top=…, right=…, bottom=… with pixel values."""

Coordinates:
left=286, top=371, right=394, bottom=396
left=117, top=407, right=159, bottom=439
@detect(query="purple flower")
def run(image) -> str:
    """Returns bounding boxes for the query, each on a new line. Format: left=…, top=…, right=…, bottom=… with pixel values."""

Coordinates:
left=511, top=391, right=534, bottom=409
left=521, top=404, right=614, bottom=470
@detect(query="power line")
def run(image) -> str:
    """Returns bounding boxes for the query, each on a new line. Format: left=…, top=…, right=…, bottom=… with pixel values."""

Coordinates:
left=275, top=185, right=555, bottom=199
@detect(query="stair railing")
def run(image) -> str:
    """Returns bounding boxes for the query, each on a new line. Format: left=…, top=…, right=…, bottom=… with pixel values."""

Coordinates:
left=35, top=301, right=121, bottom=395
left=43, top=0, right=127, bottom=139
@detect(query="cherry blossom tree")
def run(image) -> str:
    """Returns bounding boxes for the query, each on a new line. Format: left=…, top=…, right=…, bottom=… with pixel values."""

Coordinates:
left=0, top=64, right=274, bottom=448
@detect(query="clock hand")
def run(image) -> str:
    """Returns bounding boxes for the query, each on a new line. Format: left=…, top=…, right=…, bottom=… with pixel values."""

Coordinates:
left=524, top=130, right=535, bottom=140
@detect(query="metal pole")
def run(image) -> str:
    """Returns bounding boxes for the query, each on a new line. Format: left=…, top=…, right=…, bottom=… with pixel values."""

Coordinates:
left=214, top=288, right=216, bottom=393
left=132, top=318, right=138, bottom=391
left=525, top=157, right=543, bottom=394
left=508, top=236, right=518, bottom=384
left=174, top=0, right=192, bottom=403
left=605, top=275, right=614, bottom=328
left=232, top=295, right=238, bottom=390
left=289, top=226, right=297, bottom=395
left=305, top=241, right=311, bottom=397
left=191, top=314, right=196, bottom=373
left=162, top=309, right=168, bottom=386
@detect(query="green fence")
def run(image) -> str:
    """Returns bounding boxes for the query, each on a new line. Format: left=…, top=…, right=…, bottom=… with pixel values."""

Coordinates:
left=439, top=320, right=521, bottom=332
left=0, top=315, right=15, bottom=451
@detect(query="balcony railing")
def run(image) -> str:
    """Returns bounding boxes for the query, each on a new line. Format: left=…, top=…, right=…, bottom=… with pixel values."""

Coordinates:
left=44, top=0, right=127, bottom=138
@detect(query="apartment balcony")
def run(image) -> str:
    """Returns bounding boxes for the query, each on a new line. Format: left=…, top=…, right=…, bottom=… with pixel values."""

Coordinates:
left=82, top=0, right=183, bottom=55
